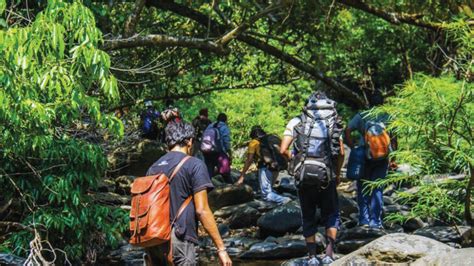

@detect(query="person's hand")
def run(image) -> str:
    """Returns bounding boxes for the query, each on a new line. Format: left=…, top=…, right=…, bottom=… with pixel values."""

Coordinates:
left=218, top=250, right=232, bottom=266
left=235, top=176, right=244, bottom=185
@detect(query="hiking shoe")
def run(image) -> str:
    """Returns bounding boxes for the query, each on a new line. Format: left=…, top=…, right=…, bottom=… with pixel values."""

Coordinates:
left=321, top=255, right=334, bottom=265
left=307, top=256, right=320, bottom=266
left=281, top=197, right=292, bottom=205
left=369, top=224, right=384, bottom=230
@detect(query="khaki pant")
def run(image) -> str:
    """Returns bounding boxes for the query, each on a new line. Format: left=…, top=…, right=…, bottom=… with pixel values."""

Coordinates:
left=144, top=228, right=197, bottom=266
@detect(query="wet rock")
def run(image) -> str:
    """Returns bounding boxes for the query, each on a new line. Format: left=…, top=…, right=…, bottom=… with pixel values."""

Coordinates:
left=383, top=204, right=409, bottom=213
left=383, top=195, right=395, bottom=205
left=277, top=234, right=325, bottom=253
left=98, top=179, right=116, bottom=192
left=396, top=163, right=416, bottom=176
left=218, top=224, right=230, bottom=238
left=402, top=217, right=426, bottom=232
left=337, top=239, right=374, bottom=254
left=257, top=201, right=302, bottom=237
left=461, top=227, right=473, bottom=247
left=224, top=237, right=260, bottom=249
left=208, top=185, right=254, bottom=210
left=340, top=216, right=357, bottom=229
left=275, top=177, right=298, bottom=196
left=0, top=253, right=26, bottom=265
left=230, top=170, right=259, bottom=192
left=91, top=192, right=130, bottom=205
left=226, top=247, right=243, bottom=256
left=338, top=194, right=358, bottom=218
left=419, top=247, right=474, bottom=265
left=239, top=240, right=307, bottom=260
left=108, top=139, right=166, bottom=177
left=125, top=140, right=166, bottom=177
left=228, top=205, right=260, bottom=229
left=333, top=233, right=454, bottom=266
left=247, top=200, right=279, bottom=212
left=103, top=244, right=145, bottom=265
left=414, top=226, right=471, bottom=244
left=338, top=226, right=389, bottom=241
left=115, top=175, right=135, bottom=195
left=211, top=176, right=226, bottom=187
left=214, top=199, right=278, bottom=219
left=214, top=204, right=244, bottom=219
left=264, top=236, right=278, bottom=243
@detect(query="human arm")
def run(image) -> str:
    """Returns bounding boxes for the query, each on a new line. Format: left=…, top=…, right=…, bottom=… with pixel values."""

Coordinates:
left=335, top=138, right=345, bottom=186
left=344, top=127, right=354, bottom=149
left=280, top=135, right=293, bottom=159
left=236, top=152, right=255, bottom=185
left=194, top=190, right=232, bottom=265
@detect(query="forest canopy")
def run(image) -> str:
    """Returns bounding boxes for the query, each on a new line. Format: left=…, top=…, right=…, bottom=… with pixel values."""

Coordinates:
left=0, top=0, right=472, bottom=263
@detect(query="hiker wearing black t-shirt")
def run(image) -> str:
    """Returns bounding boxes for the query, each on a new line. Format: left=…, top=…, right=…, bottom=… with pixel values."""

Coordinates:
left=280, top=92, right=344, bottom=265
left=145, top=122, right=232, bottom=266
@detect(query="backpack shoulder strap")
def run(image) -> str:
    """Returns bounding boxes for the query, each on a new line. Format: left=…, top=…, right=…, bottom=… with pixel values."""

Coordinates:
left=172, top=195, right=193, bottom=226
left=168, top=155, right=193, bottom=225
left=169, top=156, right=191, bottom=183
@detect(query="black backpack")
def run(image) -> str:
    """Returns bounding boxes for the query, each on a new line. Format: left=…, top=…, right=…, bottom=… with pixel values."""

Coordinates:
left=259, top=134, right=288, bottom=171
left=290, top=99, right=341, bottom=188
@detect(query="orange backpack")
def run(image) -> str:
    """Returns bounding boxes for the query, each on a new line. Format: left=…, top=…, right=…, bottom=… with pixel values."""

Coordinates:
left=129, top=156, right=191, bottom=247
left=365, top=121, right=391, bottom=160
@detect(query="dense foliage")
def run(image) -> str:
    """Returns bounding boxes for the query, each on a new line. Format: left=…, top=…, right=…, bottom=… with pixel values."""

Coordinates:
left=371, top=75, right=473, bottom=224
left=0, top=1, right=125, bottom=262
left=0, top=0, right=472, bottom=263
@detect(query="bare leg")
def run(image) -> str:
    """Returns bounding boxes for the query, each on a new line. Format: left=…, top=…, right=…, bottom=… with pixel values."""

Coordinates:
left=325, top=227, right=337, bottom=258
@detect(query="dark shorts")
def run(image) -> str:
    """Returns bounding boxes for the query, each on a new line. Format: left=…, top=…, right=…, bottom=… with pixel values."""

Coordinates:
left=298, top=181, right=340, bottom=237
left=144, top=229, right=197, bottom=266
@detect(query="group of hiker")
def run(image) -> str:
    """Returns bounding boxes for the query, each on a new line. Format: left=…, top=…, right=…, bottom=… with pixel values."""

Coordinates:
left=133, top=91, right=395, bottom=265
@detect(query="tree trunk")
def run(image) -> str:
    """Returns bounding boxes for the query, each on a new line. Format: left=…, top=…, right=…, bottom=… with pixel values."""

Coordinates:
left=465, top=165, right=473, bottom=226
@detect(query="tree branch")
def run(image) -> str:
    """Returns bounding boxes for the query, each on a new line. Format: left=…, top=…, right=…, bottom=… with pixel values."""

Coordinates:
left=239, top=34, right=366, bottom=105
left=110, top=78, right=301, bottom=111
left=102, top=34, right=229, bottom=55
left=0, top=221, right=35, bottom=233
left=148, top=0, right=367, bottom=107
left=337, top=0, right=443, bottom=31
left=124, top=0, right=147, bottom=37
left=217, top=3, right=284, bottom=46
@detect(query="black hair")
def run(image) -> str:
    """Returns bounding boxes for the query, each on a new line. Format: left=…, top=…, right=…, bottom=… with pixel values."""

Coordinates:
left=370, top=93, right=384, bottom=107
left=250, top=125, right=266, bottom=139
left=199, top=108, right=208, bottom=117
left=217, top=113, right=227, bottom=123
left=165, top=121, right=195, bottom=149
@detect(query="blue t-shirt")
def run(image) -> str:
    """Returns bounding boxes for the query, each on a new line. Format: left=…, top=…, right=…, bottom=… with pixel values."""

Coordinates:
left=146, top=151, right=214, bottom=244
left=347, top=112, right=389, bottom=146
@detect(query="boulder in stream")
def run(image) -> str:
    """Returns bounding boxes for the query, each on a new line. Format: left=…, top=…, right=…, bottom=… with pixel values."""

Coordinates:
left=208, top=184, right=254, bottom=210
left=257, top=201, right=302, bottom=237
left=332, top=233, right=456, bottom=266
